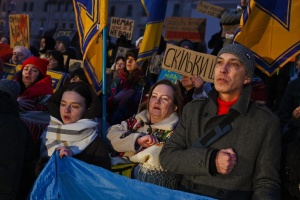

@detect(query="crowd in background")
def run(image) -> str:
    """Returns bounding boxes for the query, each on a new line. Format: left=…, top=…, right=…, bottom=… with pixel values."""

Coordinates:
left=1, top=0, right=300, bottom=198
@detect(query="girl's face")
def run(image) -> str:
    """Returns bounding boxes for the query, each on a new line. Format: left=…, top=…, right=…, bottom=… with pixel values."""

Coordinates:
left=60, top=91, right=87, bottom=124
left=115, top=58, right=125, bottom=72
left=22, top=64, right=40, bottom=88
left=126, top=56, right=138, bottom=73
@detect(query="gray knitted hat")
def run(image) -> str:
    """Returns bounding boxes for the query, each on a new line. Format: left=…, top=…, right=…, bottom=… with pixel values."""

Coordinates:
left=0, top=80, right=20, bottom=100
left=217, top=43, right=256, bottom=79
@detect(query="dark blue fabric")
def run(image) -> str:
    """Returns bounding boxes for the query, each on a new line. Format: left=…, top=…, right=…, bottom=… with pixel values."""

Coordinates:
left=29, top=151, right=214, bottom=200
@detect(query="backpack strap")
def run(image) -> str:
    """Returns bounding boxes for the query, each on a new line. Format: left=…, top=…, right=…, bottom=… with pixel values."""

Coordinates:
left=193, top=110, right=240, bottom=148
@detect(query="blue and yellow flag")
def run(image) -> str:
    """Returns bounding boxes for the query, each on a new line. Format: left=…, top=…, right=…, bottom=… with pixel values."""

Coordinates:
left=137, top=0, right=168, bottom=67
left=73, top=0, right=108, bottom=94
left=234, top=0, right=300, bottom=76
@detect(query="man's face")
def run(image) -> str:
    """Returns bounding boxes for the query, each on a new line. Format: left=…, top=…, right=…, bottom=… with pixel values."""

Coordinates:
left=12, top=51, right=27, bottom=65
left=214, top=53, right=251, bottom=101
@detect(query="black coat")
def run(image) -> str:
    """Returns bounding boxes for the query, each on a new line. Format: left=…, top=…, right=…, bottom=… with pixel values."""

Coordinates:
left=0, top=94, right=33, bottom=200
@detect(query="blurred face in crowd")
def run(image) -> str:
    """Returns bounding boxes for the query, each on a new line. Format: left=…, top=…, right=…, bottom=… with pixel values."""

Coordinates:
left=181, top=75, right=194, bottom=91
left=214, top=53, right=250, bottom=101
left=40, top=38, right=46, bottom=50
left=115, top=58, right=125, bottom=72
left=0, top=37, right=9, bottom=44
left=55, top=41, right=66, bottom=53
left=148, top=84, right=176, bottom=124
left=240, top=0, right=248, bottom=7
left=22, top=64, right=40, bottom=88
left=60, top=91, right=87, bottom=124
left=46, top=55, right=58, bottom=70
left=126, top=56, right=138, bottom=73
left=12, top=51, right=27, bottom=65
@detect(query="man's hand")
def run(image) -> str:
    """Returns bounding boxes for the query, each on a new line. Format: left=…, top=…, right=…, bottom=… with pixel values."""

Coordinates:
left=215, top=148, right=237, bottom=175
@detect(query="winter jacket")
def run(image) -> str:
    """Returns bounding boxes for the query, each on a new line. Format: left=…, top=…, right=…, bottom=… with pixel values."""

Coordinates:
left=160, top=85, right=281, bottom=200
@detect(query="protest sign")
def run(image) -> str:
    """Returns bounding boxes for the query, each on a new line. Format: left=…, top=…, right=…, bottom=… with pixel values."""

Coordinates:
left=158, top=69, right=182, bottom=83
left=150, top=54, right=163, bottom=74
left=165, top=17, right=206, bottom=42
left=109, top=17, right=134, bottom=40
left=161, top=44, right=216, bottom=83
left=197, top=1, right=226, bottom=18
left=69, top=59, right=83, bottom=73
left=53, top=29, right=77, bottom=40
left=9, top=14, right=30, bottom=48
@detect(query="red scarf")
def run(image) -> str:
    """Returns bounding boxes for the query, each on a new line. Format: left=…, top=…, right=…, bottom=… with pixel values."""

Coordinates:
left=21, top=75, right=53, bottom=99
left=217, top=97, right=238, bottom=115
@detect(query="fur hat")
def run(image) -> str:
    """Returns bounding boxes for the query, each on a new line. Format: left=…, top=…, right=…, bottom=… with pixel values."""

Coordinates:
left=13, top=46, right=31, bottom=58
left=56, top=35, right=70, bottom=48
left=0, top=79, right=20, bottom=100
left=21, top=56, right=49, bottom=77
left=217, top=43, right=256, bottom=79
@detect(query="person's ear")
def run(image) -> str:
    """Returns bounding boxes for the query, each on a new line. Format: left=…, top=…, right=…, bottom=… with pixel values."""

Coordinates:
left=244, top=76, right=251, bottom=84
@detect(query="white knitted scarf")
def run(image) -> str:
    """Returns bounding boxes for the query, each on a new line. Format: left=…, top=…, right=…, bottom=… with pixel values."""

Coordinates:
left=40, top=116, right=98, bottom=158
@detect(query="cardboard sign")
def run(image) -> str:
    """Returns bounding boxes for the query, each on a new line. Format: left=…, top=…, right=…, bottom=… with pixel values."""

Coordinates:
left=9, top=14, right=30, bottom=49
left=221, top=24, right=240, bottom=37
left=165, top=17, right=206, bottom=42
left=69, top=59, right=83, bottom=73
left=53, top=29, right=77, bottom=40
left=150, top=54, right=163, bottom=74
left=161, top=44, right=216, bottom=83
left=114, top=47, right=131, bottom=65
left=196, top=1, right=226, bottom=18
left=109, top=17, right=135, bottom=40
left=158, top=68, right=182, bottom=83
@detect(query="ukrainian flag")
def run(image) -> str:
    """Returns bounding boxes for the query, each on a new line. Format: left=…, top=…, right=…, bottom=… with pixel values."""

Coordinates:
left=73, top=0, right=108, bottom=94
left=234, top=0, right=300, bottom=76
left=137, top=0, right=168, bottom=67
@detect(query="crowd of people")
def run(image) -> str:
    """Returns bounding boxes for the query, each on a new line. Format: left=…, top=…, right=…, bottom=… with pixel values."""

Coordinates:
left=1, top=3, right=300, bottom=198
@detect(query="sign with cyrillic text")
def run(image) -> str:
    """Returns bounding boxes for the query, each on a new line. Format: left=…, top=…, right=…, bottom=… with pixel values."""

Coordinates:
left=161, top=44, right=216, bottom=83
left=109, top=17, right=134, bottom=40
left=165, top=17, right=206, bottom=42
left=197, top=1, right=226, bottom=18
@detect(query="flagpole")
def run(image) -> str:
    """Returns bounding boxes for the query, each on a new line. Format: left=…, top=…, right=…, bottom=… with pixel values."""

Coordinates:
left=102, top=27, right=107, bottom=142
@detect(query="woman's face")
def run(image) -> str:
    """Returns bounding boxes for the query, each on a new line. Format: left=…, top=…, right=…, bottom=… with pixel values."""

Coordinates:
left=22, top=64, right=40, bottom=88
left=148, top=84, right=176, bottom=124
left=115, top=58, right=125, bottom=72
left=46, top=55, right=58, bottom=70
left=126, top=56, right=138, bottom=73
left=60, top=91, right=87, bottom=124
